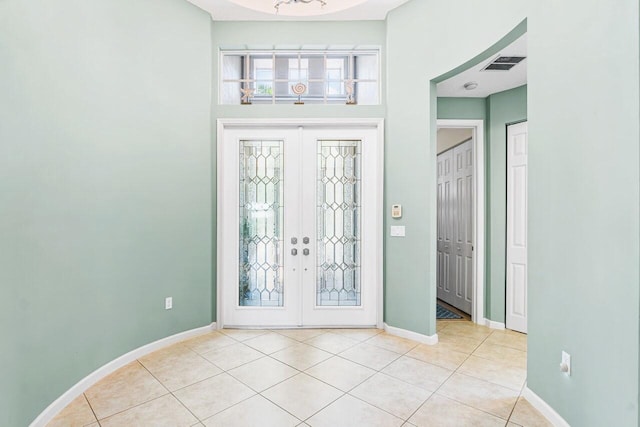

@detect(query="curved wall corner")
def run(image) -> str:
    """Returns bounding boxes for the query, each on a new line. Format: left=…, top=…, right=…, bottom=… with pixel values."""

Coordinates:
left=30, top=324, right=216, bottom=427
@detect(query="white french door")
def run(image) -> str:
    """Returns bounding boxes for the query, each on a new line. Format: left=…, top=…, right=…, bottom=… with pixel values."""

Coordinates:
left=219, top=124, right=381, bottom=328
left=506, top=121, right=528, bottom=333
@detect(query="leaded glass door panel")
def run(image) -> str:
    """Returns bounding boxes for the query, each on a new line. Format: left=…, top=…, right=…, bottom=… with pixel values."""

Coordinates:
left=221, top=125, right=380, bottom=327
left=301, top=128, right=379, bottom=327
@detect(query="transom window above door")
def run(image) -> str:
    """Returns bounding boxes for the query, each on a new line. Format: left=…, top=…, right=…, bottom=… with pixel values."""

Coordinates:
left=220, top=50, right=380, bottom=105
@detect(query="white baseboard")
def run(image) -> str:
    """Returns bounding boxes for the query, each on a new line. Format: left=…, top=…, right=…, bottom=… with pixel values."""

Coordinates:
left=30, top=322, right=217, bottom=427
left=384, top=323, right=438, bottom=345
left=483, top=318, right=506, bottom=330
left=522, top=386, right=571, bottom=427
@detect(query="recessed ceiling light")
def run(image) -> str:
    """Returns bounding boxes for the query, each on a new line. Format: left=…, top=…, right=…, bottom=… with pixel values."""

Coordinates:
left=464, top=82, right=478, bottom=91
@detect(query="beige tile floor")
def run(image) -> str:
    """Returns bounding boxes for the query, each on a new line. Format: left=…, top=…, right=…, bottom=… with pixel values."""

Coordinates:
left=47, top=321, right=552, bottom=427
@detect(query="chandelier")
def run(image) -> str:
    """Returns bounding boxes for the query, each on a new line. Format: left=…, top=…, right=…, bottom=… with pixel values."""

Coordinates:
left=274, top=0, right=327, bottom=13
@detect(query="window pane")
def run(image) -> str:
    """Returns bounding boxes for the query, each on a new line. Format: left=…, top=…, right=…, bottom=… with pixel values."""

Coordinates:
left=355, top=81, right=378, bottom=105
left=294, top=58, right=310, bottom=81
left=326, top=56, right=349, bottom=81
left=326, top=81, right=344, bottom=96
left=355, top=54, right=378, bottom=80
left=304, top=55, right=325, bottom=80
left=239, top=140, right=284, bottom=307
left=250, top=56, right=273, bottom=80
left=316, top=140, right=362, bottom=307
left=274, top=55, right=296, bottom=80
left=307, top=81, right=324, bottom=98
left=222, top=81, right=241, bottom=104
left=223, top=55, right=244, bottom=80
left=254, top=81, right=274, bottom=97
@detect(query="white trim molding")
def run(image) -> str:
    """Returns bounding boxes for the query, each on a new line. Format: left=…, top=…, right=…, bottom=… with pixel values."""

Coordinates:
left=384, top=323, right=438, bottom=345
left=436, top=119, right=485, bottom=326
left=522, top=386, right=571, bottom=427
left=484, top=318, right=506, bottom=330
left=30, top=323, right=217, bottom=427
left=217, top=118, right=385, bottom=330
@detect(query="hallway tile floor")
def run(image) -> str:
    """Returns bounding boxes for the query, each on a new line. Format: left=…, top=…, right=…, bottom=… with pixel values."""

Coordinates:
left=47, top=321, right=551, bottom=427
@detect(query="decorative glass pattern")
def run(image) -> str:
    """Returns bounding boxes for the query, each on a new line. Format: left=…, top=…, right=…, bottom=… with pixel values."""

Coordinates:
left=239, top=140, right=284, bottom=306
left=316, top=140, right=362, bottom=306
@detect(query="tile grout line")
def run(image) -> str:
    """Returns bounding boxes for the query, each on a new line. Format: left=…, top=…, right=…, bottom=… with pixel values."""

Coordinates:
left=419, top=327, right=522, bottom=423
left=249, top=331, right=410, bottom=424
left=216, top=354, right=306, bottom=423
left=159, top=345, right=274, bottom=424
left=87, top=361, right=175, bottom=424
left=135, top=357, right=206, bottom=425
left=503, top=381, right=529, bottom=425
left=335, top=337, right=441, bottom=423
left=304, top=340, right=421, bottom=423
left=227, top=358, right=302, bottom=394
left=402, top=327, right=512, bottom=424
left=81, top=392, right=100, bottom=426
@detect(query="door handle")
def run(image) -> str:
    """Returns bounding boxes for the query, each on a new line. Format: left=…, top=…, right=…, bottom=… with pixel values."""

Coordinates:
left=303, top=248, right=310, bottom=256
left=291, top=248, right=298, bottom=256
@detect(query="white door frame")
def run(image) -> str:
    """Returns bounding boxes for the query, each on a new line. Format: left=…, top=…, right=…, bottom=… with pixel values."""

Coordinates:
left=436, top=119, right=485, bottom=325
left=216, top=118, right=385, bottom=329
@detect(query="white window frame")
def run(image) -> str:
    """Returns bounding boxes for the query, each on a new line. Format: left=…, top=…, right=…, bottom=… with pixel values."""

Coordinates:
left=219, top=49, right=381, bottom=105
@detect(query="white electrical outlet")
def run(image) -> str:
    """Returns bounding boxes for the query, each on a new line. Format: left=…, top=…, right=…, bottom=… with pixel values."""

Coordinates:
left=560, top=351, right=571, bottom=376
left=165, top=297, right=173, bottom=310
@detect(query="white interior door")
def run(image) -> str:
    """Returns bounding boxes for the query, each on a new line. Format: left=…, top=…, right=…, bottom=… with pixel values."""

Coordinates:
left=437, top=139, right=473, bottom=314
left=506, top=121, right=528, bottom=333
left=437, top=149, right=454, bottom=305
left=220, top=125, right=380, bottom=328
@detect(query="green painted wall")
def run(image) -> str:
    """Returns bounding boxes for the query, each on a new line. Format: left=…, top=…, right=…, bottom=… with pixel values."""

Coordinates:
left=527, top=1, right=639, bottom=425
left=385, top=0, right=527, bottom=336
left=437, top=86, right=527, bottom=324
left=437, top=97, right=487, bottom=121
left=486, top=85, right=527, bottom=322
left=0, top=1, right=213, bottom=425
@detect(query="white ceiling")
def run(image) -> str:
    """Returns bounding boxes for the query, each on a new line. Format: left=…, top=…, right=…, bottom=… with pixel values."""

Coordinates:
left=187, top=0, right=411, bottom=20
left=437, top=34, right=527, bottom=98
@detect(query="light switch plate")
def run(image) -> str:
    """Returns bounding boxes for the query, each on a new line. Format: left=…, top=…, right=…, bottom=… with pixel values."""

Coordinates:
left=390, top=226, right=406, bottom=237
left=561, top=351, right=571, bottom=376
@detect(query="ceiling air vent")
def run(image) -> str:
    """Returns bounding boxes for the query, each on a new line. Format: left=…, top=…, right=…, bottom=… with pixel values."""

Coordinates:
left=482, top=56, right=526, bottom=71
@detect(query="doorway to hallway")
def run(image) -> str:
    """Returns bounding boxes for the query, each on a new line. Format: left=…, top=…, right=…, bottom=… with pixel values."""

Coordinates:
left=435, top=120, right=485, bottom=324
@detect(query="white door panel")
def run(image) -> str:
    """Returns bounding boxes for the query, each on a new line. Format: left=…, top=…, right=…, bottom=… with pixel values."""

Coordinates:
left=506, top=121, right=528, bottom=333
left=221, top=128, right=300, bottom=327
left=437, top=139, right=473, bottom=314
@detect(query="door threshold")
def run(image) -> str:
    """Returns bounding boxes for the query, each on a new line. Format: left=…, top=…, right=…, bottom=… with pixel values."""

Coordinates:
left=221, top=325, right=379, bottom=330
